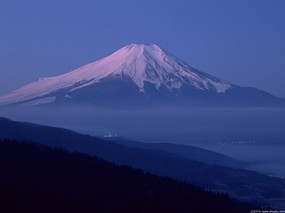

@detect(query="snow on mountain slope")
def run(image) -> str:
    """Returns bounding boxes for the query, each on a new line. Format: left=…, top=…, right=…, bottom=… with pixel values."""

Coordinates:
left=0, top=44, right=231, bottom=105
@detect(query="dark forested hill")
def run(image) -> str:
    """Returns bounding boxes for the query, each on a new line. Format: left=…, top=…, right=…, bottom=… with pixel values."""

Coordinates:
left=1, top=117, right=284, bottom=209
left=0, top=139, right=257, bottom=213
left=109, top=138, right=244, bottom=168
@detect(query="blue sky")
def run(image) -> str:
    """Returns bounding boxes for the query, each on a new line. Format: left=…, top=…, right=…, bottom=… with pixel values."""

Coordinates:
left=0, top=0, right=284, bottom=97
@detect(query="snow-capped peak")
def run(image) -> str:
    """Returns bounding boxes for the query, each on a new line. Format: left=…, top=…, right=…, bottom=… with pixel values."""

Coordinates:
left=0, top=43, right=231, bottom=105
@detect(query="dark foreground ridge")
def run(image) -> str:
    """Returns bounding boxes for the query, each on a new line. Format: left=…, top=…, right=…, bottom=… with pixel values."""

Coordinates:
left=1, top=116, right=285, bottom=209
left=0, top=139, right=257, bottom=213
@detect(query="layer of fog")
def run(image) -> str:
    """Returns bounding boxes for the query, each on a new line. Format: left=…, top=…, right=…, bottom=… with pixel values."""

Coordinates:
left=1, top=106, right=285, bottom=176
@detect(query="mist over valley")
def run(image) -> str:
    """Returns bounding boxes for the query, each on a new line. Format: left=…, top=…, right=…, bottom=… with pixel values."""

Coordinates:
left=2, top=106, right=285, bottom=177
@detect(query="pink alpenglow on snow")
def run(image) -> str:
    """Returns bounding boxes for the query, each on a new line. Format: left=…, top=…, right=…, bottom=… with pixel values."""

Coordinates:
left=0, top=44, right=231, bottom=106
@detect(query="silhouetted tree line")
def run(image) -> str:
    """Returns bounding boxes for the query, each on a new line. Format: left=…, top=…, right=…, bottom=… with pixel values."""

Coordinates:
left=0, top=139, right=258, bottom=213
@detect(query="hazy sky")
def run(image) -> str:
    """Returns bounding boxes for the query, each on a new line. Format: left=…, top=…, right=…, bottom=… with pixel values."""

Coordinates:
left=0, top=0, right=284, bottom=97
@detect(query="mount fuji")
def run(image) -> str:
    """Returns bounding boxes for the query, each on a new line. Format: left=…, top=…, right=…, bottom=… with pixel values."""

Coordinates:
left=0, top=43, right=284, bottom=107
